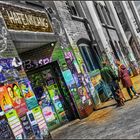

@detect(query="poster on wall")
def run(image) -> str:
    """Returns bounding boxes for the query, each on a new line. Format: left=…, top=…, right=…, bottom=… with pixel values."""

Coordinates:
left=47, top=85, right=64, bottom=114
left=78, top=86, right=91, bottom=105
left=20, top=114, right=34, bottom=139
left=18, top=78, right=38, bottom=110
left=5, top=83, right=28, bottom=116
left=0, top=73, right=6, bottom=83
left=0, top=115, right=14, bottom=139
left=5, top=109, right=24, bottom=139
left=32, top=106, right=49, bottom=137
left=0, top=58, right=13, bottom=70
left=69, top=85, right=82, bottom=110
left=0, top=86, right=13, bottom=112
left=42, top=106, right=55, bottom=123
left=39, top=92, right=61, bottom=130
left=39, top=93, right=56, bottom=123
left=47, top=84, right=67, bottom=122
left=62, top=69, right=75, bottom=86
left=0, top=58, right=21, bottom=80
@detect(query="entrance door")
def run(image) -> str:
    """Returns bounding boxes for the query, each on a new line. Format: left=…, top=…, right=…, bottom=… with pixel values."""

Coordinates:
left=26, top=61, right=78, bottom=130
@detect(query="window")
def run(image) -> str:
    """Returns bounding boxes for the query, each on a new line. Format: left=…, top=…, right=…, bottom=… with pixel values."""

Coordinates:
left=66, top=1, right=79, bottom=16
left=78, top=43, right=100, bottom=72
left=94, top=2, right=114, bottom=26
left=103, top=6, right=113, bottom=26
left=94, top=2, right=105, bottom=24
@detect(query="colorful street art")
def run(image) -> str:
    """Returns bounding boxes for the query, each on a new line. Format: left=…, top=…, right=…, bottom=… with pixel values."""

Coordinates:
left=5, top=83, right=28, bottom=117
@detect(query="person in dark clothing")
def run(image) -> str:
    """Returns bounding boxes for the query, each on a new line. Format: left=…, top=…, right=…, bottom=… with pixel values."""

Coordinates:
left=116, top=61, right=139, bottom=99
left=100, top=61, right=121, bottom=106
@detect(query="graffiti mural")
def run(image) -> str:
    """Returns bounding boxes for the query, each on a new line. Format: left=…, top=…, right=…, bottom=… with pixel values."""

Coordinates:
left=0, top=26, right=7, bottom=55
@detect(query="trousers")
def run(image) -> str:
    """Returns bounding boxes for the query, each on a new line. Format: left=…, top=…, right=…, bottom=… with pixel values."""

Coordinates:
left=127, top=86, right=136, bottom=98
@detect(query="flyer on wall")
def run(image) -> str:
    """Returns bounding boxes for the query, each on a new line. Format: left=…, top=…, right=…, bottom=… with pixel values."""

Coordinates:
left=20, top=114, right=34, bottom=139
left=27, top=111, right=42, bottom=139
left=5, top=109, right=24, bottom=139
left=5, top=83, right=28, bottom=116
left=32, top=106, right=49, bottom=137
left=18, top=78, right=38, bottom=110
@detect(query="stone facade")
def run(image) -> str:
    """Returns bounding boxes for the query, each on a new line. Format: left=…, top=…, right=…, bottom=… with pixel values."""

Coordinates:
left=54, top=1, right=90, bottom=44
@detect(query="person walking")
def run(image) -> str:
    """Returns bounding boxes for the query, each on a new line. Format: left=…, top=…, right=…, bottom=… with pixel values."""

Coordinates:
left=116, top=61, right=139, bottom=99
left=100, top=61, right=121, bottom=106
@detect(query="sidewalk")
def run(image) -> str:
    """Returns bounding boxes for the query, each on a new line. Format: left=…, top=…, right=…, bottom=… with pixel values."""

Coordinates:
left=95, top=75, right=140, bottom=110
left=51, top=75, right=140, bottom=136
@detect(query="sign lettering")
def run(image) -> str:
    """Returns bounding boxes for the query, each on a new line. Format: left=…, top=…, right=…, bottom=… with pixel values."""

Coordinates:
left=0, top=3, right=53, bottom=32
left=23, top=57, right=52, bottom=71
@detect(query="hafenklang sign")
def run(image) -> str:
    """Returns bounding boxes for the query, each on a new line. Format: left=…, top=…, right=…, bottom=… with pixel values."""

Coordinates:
left=0, top=3, right=53, bottom=33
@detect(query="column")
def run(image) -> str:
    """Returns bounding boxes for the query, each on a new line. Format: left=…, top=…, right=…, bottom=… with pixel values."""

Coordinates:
left=119, top=1, right=140, bottom=57
left=105, top=1, right=138, bottom=66
left=84, top=1, right=116, bottom=68
left=128, top=1, right=140, bottom=32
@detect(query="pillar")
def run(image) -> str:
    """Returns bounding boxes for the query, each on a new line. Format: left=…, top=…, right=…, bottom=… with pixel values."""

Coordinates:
left=128, top=1, right=140, bottom=32
left=119, top=1, right=140, bottom=62
left=105, top=1, right=137, bottom=66
left=84, top=1, right=116, bottom=69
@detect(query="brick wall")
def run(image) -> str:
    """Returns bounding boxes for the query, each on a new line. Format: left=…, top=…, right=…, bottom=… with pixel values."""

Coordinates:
left=54, top=1, right=90, bottom=43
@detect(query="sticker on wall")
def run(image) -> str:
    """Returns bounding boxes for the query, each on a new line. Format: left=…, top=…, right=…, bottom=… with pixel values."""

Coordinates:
left=0, top=86, right=13, bottom=112
left=18, top=79, right=38, bottom=110
left=6, top=83, right=28, bottom=117
left=5, top=109, right=24, bottom=139
left=0, top=115, right=14, bottom=139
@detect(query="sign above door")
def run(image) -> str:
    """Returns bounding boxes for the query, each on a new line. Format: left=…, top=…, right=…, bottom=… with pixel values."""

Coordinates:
left=0, top=3, right=53, bottom=33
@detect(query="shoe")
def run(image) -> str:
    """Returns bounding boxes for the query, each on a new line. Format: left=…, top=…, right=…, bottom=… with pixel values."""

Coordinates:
left=130, top=96, right=133, bottom=100
left=135, top=94, right=139, bottom=97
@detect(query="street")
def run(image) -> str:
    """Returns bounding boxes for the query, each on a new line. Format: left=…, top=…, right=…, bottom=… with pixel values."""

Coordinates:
left=51, top=75, right=140, bottom=139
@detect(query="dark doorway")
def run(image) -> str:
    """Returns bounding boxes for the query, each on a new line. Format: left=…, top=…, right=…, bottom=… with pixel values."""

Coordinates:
left=26, top=61, right=79, bottom=130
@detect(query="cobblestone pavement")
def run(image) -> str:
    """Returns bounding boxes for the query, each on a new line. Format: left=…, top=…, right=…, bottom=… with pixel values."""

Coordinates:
left=51, top=75, right=140, bottom=139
